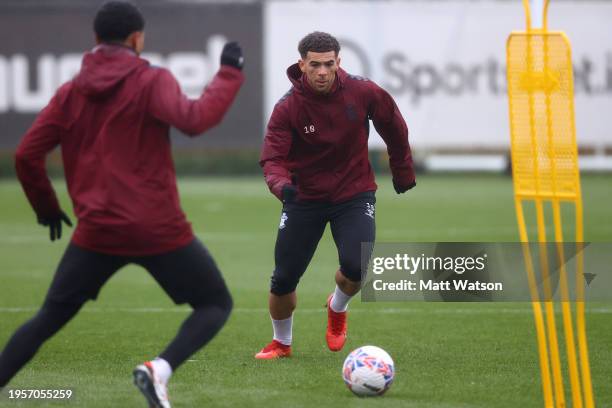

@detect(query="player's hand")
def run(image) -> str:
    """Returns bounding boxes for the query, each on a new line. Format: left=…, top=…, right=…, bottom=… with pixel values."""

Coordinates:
left=393, top=180, right=416, bottom=194
left=220, top=41, right=244, bottom=70
left=37, top=210, right=73, bottom=241
left=282, top=184, right=298, bottom=203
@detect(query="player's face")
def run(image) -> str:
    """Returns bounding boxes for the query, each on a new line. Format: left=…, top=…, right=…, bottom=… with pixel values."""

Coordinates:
left=299, top=51, right=340, bottom=94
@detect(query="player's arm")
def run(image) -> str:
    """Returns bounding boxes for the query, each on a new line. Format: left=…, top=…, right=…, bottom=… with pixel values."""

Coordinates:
left=148, top=42, right=245, bottom=136
left=368, top=82, right=416, bottom=193
left=14, top=88, right=73, bottom=241
left=260, top=102, right=295, bottom=202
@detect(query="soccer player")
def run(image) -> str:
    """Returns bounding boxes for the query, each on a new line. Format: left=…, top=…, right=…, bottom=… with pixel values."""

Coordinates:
left=255, top=32, right=415, bottom=359
left=0, top=2, right=244, bottom=407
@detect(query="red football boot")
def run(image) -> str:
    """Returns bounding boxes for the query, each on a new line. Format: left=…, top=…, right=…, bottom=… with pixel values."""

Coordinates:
left=254, top=340, right=292, bottom=359
left=326, top=294, right=348, bottom=352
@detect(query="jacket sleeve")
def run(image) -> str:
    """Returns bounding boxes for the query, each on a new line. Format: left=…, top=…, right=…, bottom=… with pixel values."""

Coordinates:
left=260, top=102, right=293, bottom=201
left=148, top=65, right=244, bottom=136
left=368, top=82, right=416, bottom=188
left=14, top=91, right=64, bottom=219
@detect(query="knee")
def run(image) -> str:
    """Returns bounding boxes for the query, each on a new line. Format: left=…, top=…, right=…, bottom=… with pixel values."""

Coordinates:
left=213, top=293, right=233, bottom=325
left=270, top=270, right=300, bottom=296
left=191, top=285, right=233, bottom=318
left=214, top=287, right=233, bottom=318
left=27, top=299, right=83, bottom=337
left=339, top=258, right=363, bottom=282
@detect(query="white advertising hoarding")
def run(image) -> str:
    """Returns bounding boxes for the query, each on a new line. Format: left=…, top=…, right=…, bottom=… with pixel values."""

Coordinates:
left=265, top=1, right=612, bottom=151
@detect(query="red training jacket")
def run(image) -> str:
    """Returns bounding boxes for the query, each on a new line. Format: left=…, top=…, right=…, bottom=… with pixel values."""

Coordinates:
left=260, top=64, right=414, bottom=203
left=15, top=44, right=244, bottom=255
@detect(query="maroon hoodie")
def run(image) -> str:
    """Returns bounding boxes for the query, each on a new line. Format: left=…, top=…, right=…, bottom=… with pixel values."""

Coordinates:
left=260, top=64, right=414, bottom=203
left=15, top=44, right=244, bottom=255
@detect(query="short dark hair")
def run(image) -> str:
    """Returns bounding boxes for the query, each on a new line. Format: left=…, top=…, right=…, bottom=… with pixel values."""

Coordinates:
left=94, top=1, right=145, bottom=43
left=298, top=31, right=340, bottom=59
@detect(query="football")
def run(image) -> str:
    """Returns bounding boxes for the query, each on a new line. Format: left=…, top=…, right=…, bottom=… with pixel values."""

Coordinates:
left=342, top=345, right=395, bottom=396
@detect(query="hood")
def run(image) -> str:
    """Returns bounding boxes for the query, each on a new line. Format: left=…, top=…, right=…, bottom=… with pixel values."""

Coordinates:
left=286, top=63, right=348, bottom=95
left=74, top=44, right=148, bottom=99
left=286, top=63, right=304, bottom=89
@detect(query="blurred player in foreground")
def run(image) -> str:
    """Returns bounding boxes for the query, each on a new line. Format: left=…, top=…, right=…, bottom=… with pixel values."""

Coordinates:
left=0, top=2, right=244, bottom=407
left=256, top=31, right=415, bottom=359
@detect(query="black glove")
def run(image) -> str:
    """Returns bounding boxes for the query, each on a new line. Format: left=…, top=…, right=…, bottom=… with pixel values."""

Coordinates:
left=282, top=184, right=298, bottom=204
left=393, top=180, right=416, bottom=194
left=220, top=41, right=244, bottom=70
left=37, top=210, right=73, bottom=241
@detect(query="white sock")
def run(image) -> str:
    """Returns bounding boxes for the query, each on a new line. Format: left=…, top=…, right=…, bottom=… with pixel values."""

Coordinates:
left=330, top=285, right=352, bottom=312
left=151, top=357, right=172, bottom=384
left=272, top=315, right=293, bottom=346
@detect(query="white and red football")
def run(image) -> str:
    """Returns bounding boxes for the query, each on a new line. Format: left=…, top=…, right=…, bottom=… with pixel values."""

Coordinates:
left=342, top=345, right=395, bottom=396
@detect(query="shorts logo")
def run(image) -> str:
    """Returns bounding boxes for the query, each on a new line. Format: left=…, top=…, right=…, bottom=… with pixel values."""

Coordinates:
left=279, top=212, right=288, bottom=229
left=365, top=203, right=375, bottom=219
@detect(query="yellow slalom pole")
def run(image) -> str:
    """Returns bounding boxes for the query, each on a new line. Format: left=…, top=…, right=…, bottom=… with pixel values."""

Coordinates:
left=522, top=1, right=564, bottom=404
left=542, top=12, right=582, bottom=405
left=522, top=0, right=533, bottom=31
left=523, top=15, right=564, bottom=401
left=516, top=199, right=554, bottom=408
left=575, top=199, right=595, bottom=408
left=526, top=1, right=564, bottom=403
left=535, top=201, right=566, bottom=408
left=552, top=201, right=583, bottom=408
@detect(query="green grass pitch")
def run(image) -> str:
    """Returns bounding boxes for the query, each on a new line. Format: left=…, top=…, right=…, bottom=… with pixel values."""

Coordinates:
left=0, top=174, right=610, bottom=407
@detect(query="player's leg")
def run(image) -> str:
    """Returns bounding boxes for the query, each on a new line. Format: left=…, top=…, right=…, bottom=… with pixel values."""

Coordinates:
left=0, top=300, right=82, bottom=388
left=326, top=192, right=376, bottom=351
left=255, top=202, right=327, bottom=359
left=0, top=244, right=126, bottom=387
left=133, top=239, right=232, bottom=407
left=330, top=192, right=376, bottom=304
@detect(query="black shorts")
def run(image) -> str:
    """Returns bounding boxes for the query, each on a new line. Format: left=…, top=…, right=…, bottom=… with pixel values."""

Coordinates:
left=270, top=191, right=376, bottom=296
left=45, top=238, right=230, bottom=307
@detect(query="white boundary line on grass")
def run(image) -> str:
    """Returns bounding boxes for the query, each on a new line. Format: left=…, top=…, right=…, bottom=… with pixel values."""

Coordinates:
left=0, top=307, right=611, bottom=314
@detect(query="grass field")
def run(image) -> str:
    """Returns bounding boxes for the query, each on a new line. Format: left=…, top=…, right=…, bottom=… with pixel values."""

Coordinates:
left=0, top=174, right=610, bottom=407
